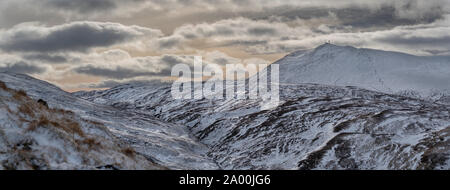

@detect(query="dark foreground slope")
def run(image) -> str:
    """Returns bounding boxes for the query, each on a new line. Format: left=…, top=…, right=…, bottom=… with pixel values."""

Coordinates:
left=0, top=72, right=218, bottom=169
left=0, top=80, right=163, bottom=169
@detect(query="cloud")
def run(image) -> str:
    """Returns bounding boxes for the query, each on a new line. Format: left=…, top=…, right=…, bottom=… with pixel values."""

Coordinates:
left=171, top=17, right=313, bottom=47
left=1, top=0, right=448, bottom=29
left=85, top=78, right=170, bottom=89
left=74, top=65, right=155, bottom=80
left=0, top=21, right=162, bottom=53
left=159, top=13, right=450, bottom=55
left=0, top=0, right=449, bottom=91
left=0, top=60, right=47, bottom=74
left=158, top=36, right=182, bottom=49
left=72, top=50, right=196, bottom=80
left=86, top=79, right=124, bottom=88
left=45, top=0, right=117, bottom=14
left=71, top=48, right=269, bottom=83
left=22, top=54, right=68, bottom=63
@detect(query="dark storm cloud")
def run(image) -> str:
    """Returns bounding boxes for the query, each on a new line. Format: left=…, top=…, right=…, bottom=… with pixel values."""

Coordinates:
left=0, top=21, right=161, bottom=53
left=0, top=61, right=46, bottom=74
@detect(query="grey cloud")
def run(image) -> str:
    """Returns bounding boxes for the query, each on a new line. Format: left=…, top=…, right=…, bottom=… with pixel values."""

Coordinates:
left=262, top=6, right=444, bottom=31
left=23, top=54, right=68, bottom=63
left=74, top=65, right=157, bottom=80
left=86, top=79, right=168, bottom=89
left=423, top=49, right=450, bottom=56
left=73, top=54, right=190, bottom=80
left=0, top=61, right=46, bottom=74
left=158, top=37, right=181, bottom=49
left=247, top=27, right=277, bottom=36
left=73, top=52, right=251, bottom=81
left=161, top=55, right=182, bottom=65
left=0, top=21, right=161, bottom=53
left=46, top=0, right=116, bottom=14
left=376, top=35, right=450, bottom=47
left=87, top=80, right=123, bottom=88
left=213, top=58, right=229, bottom=65
left=337, top=7, right=442, bottom=29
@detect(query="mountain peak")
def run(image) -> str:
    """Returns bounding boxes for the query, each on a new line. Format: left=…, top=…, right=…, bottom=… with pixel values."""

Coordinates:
left=286, top=43, right=355, bottom=58
left=314, top=43, right=355, bottom=52
left=277, top=44, right=450, bottom=98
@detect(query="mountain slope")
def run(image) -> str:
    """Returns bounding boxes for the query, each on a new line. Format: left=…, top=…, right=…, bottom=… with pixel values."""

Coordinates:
left=275, top=44, right=450, bottom=102
left=74, top=45, right=450, bottom=169
left=0, top=81, right=162, bottom=169
left=75, top=82, right=450, bottom=169
left=0, top=72, right=218, bottom=169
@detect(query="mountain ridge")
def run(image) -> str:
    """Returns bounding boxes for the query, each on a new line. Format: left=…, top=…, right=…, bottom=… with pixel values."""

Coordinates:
left=273, top=44, right=450, bottom=100
left=74, top=79, right=450, bottom=169
left=0, top=72, right=219, bottom=170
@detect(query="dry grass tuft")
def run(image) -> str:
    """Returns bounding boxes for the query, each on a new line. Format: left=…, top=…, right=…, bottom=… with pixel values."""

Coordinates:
left=54, top=109, right=74, bottom=115
left=0, top=81, right=7, bottom=90
left=18, top=104, right=35, bottom=118
left=26, top=115, right=85, bottom=138
left=27, top=115, right=50, bottom=132
left=80, top=138, right=102, bottom=149
left=64, top=120, right=84, bottom=137
left=13, top=90, right=27, bottom=100
left=122, top=147, right=136, bottom=158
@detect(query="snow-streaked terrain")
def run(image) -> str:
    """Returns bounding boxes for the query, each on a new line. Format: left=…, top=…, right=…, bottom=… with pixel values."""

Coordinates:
left=75, top=82, right=450, bottom=169
left=74, top=45, right=450, bottom=170
left=274, top=44, right=450, bottom=103
left=0, top=80, right=162, bottom=169
left=0, top=73, right=219, bottom=170
left=1, top=44, right=449, bottom=170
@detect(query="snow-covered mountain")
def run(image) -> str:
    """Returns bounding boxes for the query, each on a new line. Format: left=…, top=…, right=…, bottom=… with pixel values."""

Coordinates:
left=75, top=82, right=450, bottom=169
left=2, top=44, right=449, bottom=170
left=71, top=45, right=450, bottom=169
left=0, top=72, right=218, bottom=169
left=275, top=44, right=450, bottom=103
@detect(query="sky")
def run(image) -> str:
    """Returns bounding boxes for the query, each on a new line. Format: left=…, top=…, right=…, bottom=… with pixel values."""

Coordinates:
left=0, top=0, right=449, bottom=91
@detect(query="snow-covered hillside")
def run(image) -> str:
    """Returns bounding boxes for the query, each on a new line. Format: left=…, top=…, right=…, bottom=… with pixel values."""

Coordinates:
left=73, top=45, right=450, bottom=169
left=274, top=44, right=450, bottom=103
left=0, top=80, right=162, bottom=169
left=2, top=44, right=449, bottom=170
left=75, top=81, right=450, bottom=169
left=0, top=72, right=218, bottom=170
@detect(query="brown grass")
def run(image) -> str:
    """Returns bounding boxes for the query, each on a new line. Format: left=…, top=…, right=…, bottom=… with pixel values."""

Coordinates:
left=27, top=115, right=50, bottom=132
left=27, top=115, right=84, bottom=138
left=2, top=84, right=85, bottom=138
left=122, top=147, right=136, bottom=158
left=85, top=119, right=104, bottom=126
left=54, top=108, right=74, bottom=115
left=18, top=104, right=35, bottom=118
left=0, top=81, right=7, bottom=90
left=81, top=138, right=101, bottom=149
left=13, top=90, right=27, bottom=100
left=54, top=119, right=84, bottom=137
